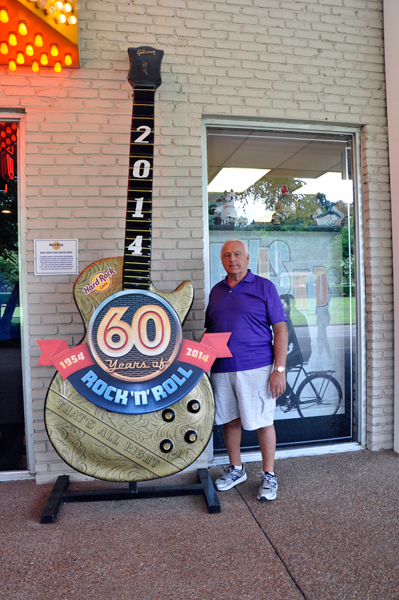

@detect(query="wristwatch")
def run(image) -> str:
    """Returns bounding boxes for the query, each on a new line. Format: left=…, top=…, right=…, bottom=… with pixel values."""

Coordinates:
left=274, top=366, right=286, bottom=373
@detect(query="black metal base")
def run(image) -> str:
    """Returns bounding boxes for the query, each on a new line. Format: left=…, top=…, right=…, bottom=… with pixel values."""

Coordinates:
left=40, top=468, right=221, bottom=523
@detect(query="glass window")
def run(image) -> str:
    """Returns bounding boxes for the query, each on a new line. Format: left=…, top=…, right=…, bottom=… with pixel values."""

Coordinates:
left=0, top=121, right=26, bottom=470
left=207, top=127, right=356, bottom=451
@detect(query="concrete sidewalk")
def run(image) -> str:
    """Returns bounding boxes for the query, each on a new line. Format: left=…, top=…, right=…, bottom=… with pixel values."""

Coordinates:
left=1, top=449, right=399, bottom=600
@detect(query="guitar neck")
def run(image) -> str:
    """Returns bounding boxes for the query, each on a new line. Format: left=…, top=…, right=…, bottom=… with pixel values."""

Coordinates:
left=123, top=86, right=156, bottom=291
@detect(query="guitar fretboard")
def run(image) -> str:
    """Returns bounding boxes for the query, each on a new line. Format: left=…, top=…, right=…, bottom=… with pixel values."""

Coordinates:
left=123, top=86, right=156, bottom=290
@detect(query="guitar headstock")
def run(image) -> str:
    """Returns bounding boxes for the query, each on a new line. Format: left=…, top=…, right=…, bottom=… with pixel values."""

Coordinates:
left=128, top=46, right=164, bottom=89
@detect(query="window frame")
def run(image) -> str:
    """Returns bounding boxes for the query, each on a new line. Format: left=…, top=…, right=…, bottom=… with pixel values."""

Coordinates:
left=201, top=118, right=366, bottom=464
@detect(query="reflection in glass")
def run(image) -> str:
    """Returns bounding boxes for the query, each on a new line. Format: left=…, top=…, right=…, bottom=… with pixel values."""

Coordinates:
left=207, top=128, right=356, bottom=450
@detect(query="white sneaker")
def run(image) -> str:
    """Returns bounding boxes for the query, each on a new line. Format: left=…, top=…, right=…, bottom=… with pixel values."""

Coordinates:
left=215, top=465, right=247, bottom=491
left=257, top=471, right=278, bottom=501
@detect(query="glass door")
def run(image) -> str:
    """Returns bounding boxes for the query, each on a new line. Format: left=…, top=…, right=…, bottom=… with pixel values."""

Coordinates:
left=206, top=126, right=357, bottom=452
left=0, top=120, right=26, bottom=470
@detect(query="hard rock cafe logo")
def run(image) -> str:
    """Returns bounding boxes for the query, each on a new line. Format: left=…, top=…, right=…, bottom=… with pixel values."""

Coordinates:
left=83, top=267, right=116, bottom=296
left=50, top=241, right=63, bottom=250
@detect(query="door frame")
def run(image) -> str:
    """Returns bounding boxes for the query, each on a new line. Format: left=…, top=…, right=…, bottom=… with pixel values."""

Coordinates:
left=0, top=111, right=34, bottom=480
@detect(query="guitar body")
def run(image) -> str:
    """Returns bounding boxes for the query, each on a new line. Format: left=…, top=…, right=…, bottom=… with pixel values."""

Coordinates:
left=43, top=47, right=216, bottom=483
left=45, top=257, right=215, bottom=482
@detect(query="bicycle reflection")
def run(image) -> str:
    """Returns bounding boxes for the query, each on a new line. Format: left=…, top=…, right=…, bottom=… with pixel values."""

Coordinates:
left=279, top=294, right=342, bottom=418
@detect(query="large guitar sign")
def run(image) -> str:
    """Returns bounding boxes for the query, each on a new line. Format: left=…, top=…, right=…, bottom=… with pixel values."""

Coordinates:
left=41, top=47, right=224, bottom=482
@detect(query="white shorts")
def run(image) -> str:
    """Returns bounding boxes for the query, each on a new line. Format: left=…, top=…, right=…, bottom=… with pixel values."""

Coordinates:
left=210, top=365, right=275, bottom=431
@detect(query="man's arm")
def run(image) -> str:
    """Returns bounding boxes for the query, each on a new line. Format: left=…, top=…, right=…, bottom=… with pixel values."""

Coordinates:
left=269, top=321, right=288, bottom=399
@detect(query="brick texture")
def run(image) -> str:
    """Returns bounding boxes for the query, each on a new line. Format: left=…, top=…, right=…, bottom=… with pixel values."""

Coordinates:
left=0, top=0, right=391, bottom=481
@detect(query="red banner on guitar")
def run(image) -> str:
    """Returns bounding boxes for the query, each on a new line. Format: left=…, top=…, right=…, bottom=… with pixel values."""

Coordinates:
left=37, top=341, right=95, bottom=379
left=201, top=332, right=233, bottom=358
left=177, top=333, right=232, bottom=369
left=178, top=339, right=218, bottom=370
left=38, top=332, right=232, bottom=380
left=36, top=339, right=69, bottom=366
left=51, top=344, right=95, bottom=379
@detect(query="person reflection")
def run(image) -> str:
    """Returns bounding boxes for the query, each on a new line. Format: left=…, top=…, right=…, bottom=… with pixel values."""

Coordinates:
left=316, top=303, right=332, bottom=359
left=280, top=294, right=311, bottom=369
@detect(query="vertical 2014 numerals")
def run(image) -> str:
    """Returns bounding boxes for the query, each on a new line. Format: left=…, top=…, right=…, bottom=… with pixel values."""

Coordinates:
left=97, top=305, right=172, bottom=358
left=128, top=126, right=153, bottom=255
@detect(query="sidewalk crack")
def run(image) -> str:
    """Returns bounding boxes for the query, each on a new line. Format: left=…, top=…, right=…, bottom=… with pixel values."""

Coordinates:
left=235, top=486, right=308, bottom=600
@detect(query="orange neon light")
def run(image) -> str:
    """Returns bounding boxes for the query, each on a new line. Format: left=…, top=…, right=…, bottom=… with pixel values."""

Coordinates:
left=18, top=20, right=27, bottom=35
left=0, top=7, right=9, bottom=22
left=1, top=0, right=80, bottom=72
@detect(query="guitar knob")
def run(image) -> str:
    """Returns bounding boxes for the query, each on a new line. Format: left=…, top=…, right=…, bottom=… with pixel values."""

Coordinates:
left=160, top=439, right=173, bottom=453
left=184, top=430, right=197, bottom=444
left=187, top=400, right=201, bottom=413
left=162, top=409, right=175, bottom=422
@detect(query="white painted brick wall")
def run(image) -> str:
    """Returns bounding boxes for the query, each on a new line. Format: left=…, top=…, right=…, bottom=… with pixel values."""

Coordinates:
left=0, top=0, right=392, bottom=481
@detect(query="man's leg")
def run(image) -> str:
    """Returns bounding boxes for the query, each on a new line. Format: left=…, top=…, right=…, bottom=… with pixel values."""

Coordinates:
left=257, top=424, right=276, bottom=473
left=257, top=424, right=278, bottom=501
left=214, top=417, right=246, bottom=491
left=223, top=417, right=242, bottom=466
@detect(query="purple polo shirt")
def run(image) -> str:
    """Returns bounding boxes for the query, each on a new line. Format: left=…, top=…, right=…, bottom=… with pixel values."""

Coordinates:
left=204, top=270, right=287, bottom=373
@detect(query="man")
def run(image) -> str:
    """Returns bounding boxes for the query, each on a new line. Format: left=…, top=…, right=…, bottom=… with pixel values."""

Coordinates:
left=205, top=239, right=288, bottom=501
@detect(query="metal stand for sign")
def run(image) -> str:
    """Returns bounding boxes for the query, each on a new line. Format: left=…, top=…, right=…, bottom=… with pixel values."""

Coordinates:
left=40, top=468, right=221, bottom=523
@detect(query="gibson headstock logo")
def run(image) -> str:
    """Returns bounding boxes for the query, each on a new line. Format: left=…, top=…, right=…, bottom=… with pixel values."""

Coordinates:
left=137, top=49, right=156, bottom=57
